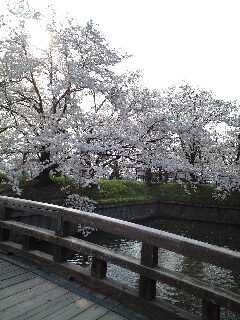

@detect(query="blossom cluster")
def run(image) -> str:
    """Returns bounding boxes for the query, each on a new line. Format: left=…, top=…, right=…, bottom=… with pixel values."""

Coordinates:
left=0, top=2, right=239, bottom=199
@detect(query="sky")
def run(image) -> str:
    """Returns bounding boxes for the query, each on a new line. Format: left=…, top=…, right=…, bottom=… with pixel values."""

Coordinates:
left=6, top=0, right=240, bottom=102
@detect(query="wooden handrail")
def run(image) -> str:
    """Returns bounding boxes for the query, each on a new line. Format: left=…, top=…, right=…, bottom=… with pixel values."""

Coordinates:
left=0, top=196, right=239, bottom=272
left=0, top=196, right=240, bottom=320
left=1, top=219, right=239, bottom=312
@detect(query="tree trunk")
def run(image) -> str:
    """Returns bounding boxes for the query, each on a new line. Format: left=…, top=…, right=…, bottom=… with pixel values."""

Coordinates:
left=37, top=168, right=53, bottom=187
left=35, top=149, right=53, bottom=187
left=236, top=133, right=240, bottom=164
left=109, top=160, right=121, bottom=180
left=145, top=168, right=152, bottom=186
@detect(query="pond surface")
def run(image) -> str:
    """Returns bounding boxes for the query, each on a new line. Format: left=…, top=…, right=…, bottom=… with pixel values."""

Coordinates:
left=69, top=219, right=240, bottom=319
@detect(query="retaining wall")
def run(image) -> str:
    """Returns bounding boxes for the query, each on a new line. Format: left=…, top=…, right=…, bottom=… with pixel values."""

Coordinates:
left=97, top=201, right=240, bottom=225
left=10, top=200, right=240, bottom=228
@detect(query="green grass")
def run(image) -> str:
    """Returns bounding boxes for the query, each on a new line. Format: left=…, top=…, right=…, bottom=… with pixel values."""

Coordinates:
left=0, top=177, right=239, bottom=208
left=97, top=179, right=240, bottom=207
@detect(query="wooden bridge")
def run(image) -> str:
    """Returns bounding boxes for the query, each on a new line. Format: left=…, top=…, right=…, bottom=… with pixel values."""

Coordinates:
left=0, top=195, right=240, bottom=320
left=0, top=254, right=143, bottom=320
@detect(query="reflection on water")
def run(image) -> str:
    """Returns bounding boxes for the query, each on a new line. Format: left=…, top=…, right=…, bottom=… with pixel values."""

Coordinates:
left=69, top=219, right=240, bottom=319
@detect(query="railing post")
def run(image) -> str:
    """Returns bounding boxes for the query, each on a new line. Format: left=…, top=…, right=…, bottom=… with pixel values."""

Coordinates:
left=53, top=212, right=70, bottom=263
left=202, top=300, right=220, bottom=320
left=0, top=205, right=12, bottom=241
left=22, top=235, right=36, bottom=251
left=91, top=257, right=107, bottom=279
left=21, top=214, right=36, bottom=251
left=139, top=243, right=158, bottom=299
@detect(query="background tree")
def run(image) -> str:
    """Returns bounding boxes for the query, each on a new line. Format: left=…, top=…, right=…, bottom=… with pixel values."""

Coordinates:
left=0, top=2, right=129, bottom=188
left=160, top=84, right=232, bottom=184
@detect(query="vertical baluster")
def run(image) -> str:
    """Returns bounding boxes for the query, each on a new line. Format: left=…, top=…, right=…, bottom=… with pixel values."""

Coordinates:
left=91, top=257, right=107, bottom=279
left=202, top=300, right=220, bottom=320
left=139, top=243, right=158, bottom=299
left=22, top=215, right=36, bottom=251
left=0, top=205, right=12, bottom=241
left=53, top=212, right=70, bottom=263
left=22, top=235, right=36, bottom=251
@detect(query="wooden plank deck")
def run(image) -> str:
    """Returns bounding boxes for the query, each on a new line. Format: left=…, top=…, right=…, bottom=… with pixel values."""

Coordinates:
left=0, top=256, right=147, bottom=320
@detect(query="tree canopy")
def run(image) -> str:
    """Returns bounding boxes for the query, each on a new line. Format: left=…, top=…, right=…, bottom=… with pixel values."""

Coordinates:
left=0, top=1, right=239, bottom=198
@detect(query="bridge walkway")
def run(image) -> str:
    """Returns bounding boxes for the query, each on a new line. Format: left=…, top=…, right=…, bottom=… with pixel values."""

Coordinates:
left=1, top=196, right=240, bottom=319
left=0, top=255, right=147, bottom=320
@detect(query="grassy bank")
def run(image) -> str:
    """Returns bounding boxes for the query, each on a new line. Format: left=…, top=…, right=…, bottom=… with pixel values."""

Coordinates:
left=98, top=179, right=240, bottom=207
left=0, top=178, right=239, bottom=207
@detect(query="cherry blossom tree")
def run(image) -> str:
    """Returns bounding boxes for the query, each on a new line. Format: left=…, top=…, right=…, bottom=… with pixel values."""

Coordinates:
left=0, top=2, right=239, bottom=198
left=210, top=105, right=240, bottom=195
left=156, top=84, right=240, bottom=193
left=0, top=2, right=131, bottom=189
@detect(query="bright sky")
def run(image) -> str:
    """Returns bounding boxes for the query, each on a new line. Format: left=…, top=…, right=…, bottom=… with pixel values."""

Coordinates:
left=21, top=0, right=240, bottom=102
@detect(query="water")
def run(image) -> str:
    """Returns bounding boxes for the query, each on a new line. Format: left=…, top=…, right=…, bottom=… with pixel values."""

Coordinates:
left=69, top=219, right=240, bottom=319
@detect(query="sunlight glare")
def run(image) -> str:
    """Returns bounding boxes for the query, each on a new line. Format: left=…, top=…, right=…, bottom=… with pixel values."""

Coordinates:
left=26, top=20, right=50, bottom=50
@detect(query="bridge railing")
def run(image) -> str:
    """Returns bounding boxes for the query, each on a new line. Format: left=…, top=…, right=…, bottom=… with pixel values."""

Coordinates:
left=0, top=196, right=239, bottom=320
